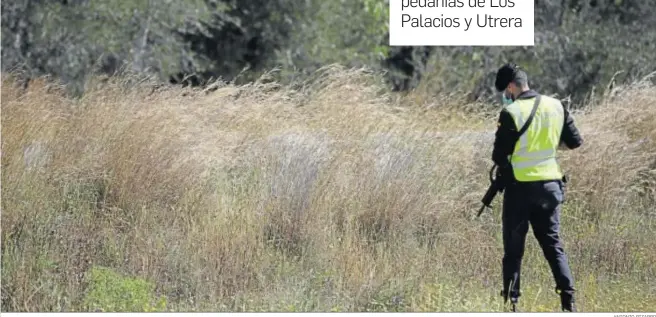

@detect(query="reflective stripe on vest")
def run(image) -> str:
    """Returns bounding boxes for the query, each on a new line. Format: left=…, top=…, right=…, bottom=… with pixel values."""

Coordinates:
left=504, top=95, right=564, bottom=182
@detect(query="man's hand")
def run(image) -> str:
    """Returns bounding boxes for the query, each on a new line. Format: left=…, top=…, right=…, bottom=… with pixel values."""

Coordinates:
left=558, top=140, right=582, bottom=151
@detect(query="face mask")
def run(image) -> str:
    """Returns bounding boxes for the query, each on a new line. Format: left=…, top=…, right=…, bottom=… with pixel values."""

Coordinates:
left=501, top=90, right=514, bottom=105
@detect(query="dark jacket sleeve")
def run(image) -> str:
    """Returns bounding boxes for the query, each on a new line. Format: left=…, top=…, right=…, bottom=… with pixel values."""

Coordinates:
left=492, top=109, right=518, bottom=184
left=492, top=109, right=516, bottom=168
left=560, top=108, right=583, bottom=149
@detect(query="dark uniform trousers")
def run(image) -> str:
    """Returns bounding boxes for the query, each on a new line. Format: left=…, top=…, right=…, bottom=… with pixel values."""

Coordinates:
left=501, top=179, right=575, bottom=301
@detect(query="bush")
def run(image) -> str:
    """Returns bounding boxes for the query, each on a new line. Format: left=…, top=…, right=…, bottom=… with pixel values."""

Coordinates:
left=83, top=266, right=167, bottom=312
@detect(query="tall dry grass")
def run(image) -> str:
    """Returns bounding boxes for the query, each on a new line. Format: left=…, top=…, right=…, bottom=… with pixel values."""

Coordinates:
left=2, top=66, right=655, bottom=312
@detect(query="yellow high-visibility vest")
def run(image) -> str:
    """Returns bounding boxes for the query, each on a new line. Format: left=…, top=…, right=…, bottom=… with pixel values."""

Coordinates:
left=504, top=95, right=565, bottom=182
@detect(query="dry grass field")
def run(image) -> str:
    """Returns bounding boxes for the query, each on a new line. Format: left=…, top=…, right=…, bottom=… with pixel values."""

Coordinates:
left=2, top=67, right=655, bottom=312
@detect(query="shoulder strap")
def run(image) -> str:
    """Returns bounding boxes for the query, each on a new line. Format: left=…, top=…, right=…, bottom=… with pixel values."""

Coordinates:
left=516, top=95, right=541, bottom=138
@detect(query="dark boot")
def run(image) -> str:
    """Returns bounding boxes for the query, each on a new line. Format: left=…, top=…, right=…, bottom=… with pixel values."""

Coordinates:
left=510, top=296, right=519, bottom=312
left=560, top=292, right=576, bottom=312
left=500, top=290, right=519, bottom=312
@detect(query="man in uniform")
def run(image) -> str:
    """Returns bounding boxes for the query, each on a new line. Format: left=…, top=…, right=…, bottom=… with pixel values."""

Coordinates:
left=492, top=63, right=583, bottom=312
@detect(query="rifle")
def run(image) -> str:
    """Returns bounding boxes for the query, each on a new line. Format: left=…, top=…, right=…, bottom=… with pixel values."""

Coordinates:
left=477, top=164, right=502, bottom=217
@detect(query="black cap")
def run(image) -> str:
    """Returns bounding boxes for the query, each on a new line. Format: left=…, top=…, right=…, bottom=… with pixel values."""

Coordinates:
left=495, top=63, right=519, bottom=92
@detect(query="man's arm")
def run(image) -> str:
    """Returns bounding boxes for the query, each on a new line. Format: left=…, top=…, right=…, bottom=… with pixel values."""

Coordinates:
left=559, top=107, right=583, bottom=150
left=492, top=109, right=516, bottom=168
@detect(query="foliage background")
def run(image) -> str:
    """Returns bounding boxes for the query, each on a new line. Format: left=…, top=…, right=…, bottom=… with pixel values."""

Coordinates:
left=3, top=0, right=656, bottom=103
